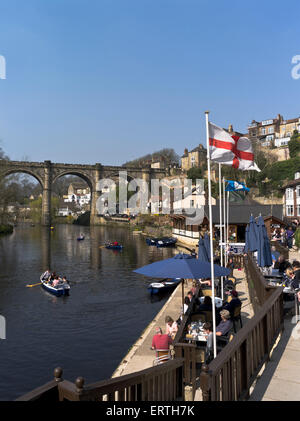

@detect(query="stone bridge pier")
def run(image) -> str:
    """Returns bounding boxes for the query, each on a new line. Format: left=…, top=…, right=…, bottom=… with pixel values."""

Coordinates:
left=0, top=159, right=168, bottom=226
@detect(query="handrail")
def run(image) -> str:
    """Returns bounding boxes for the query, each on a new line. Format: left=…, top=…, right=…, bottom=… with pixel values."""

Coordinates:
left=199, top=253, right=284, bottom=401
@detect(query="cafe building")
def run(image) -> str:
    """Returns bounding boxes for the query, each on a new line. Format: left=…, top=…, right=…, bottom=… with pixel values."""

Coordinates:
left=171, top=202, right=284, bottom=247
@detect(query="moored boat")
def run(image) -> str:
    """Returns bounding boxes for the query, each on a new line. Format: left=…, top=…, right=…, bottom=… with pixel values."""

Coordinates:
left=156, top=237, right=177, bottom=248
left=41, top=280, right=70, bottom=297
left=147, top=278, right=182, bottom=295
left=146, top=238, right=159, bottom=246
left=77, top=235, right=85, bottom=241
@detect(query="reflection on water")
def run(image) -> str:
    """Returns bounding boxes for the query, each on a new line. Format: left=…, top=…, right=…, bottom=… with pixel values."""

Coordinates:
left=0, top=224, right=176, bottom=400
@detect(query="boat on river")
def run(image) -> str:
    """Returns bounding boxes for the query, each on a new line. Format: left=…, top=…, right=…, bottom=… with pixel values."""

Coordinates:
left=105, top=242, right=123, bottom=250
left=77, top=235, right=85, bottom=241
left=156, top=237, right=177, bottom=248
left=146, top=237, right=177, bottom=247
left=41, top=280, right=70, bottom=297
left=147, top=278, right=182, bottom=295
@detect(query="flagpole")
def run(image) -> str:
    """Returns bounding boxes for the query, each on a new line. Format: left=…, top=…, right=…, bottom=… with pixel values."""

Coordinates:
left=227, top=189, right=230, bottom=265
left=218, top=163, right=224, bottom=300
left=223, top=177, right=227, bottom=266
left=205, top=111, right=217, bottom=358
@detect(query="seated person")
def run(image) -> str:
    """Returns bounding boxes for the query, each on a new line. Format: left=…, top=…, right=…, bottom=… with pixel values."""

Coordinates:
left=216, top=310, right=233, bottom=337
left=282, top=267, right=294, bottom=287
left=222, top=290, right=242, bottom=318
left=183, top=296, right=191, bottom=315
left=271, top=246, right=280, bottom=266
left=198, top=295, right=213, bottom=312
left=202, top=322, right=214, bottom=364
left=113, top=241, right=119, bottom=246
left=62, top=276, right=69, bottom=284
left=291, top=261, right=300, bottom=290
left=274, top=255, right=291, bottom=273
left=40, top=269, right=51, bottom=281
left=165, top=316, right=178, bottom=339
left=151, top=327, right=173, bottom=350
left=190, top=280, right=197, bottom=296
left=52, top=277, right=61, bottom=287
left=226, top=257, right=235, bottom=277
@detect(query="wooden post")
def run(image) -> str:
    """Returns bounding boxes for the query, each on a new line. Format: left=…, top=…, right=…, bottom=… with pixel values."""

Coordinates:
left=200, top=364, right=211, bottom=401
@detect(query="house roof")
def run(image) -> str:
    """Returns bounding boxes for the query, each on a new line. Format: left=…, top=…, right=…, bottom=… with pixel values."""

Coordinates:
left=282, top=178, right=300, bottom=189
left=172, top=203, right=283, bottom=225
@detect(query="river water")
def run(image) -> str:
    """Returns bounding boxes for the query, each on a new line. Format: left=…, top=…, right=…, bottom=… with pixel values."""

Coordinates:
left=0, top=224, right=177, bottom=400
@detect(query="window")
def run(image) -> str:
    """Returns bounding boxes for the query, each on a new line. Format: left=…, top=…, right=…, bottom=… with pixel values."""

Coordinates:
left=268, top=126, right=274, bottom=134
left=297, top=205, right=300, bottom=216
left=190, top=200, right=194, bottom=207
left=286, top=205, right=294, bottom=216
left=297, top=186, right=300, bottom=197
left=286, top=188, right=294, bottom=199
left=261, top=127, right=266, bottom=135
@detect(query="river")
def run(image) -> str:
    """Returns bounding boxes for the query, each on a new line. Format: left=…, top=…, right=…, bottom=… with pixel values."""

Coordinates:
left=0, top=224, right=177, bottom=400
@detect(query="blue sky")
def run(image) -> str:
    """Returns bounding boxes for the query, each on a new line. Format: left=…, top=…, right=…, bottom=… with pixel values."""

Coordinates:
left=0, top=0, right=300, bottom=165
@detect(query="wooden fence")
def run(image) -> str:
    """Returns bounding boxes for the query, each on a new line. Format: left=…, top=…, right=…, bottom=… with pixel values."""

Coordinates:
left=199, top=287, right=283, bottom=400
left=17, top=359, right=185, bottom=402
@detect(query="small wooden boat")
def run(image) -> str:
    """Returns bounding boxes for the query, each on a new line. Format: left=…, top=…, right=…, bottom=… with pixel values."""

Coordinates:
left=147, top=278, right=182, bottom=295
left=105, top=243, right=123, bottom=250
left=156, top=237, right=177, bottom=248
left=41, top=280, right=70, bottom=297
left=146, top=238, right=159, bottom=245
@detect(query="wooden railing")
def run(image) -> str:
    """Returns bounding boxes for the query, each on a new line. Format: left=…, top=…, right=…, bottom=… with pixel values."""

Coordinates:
left=17, top=359, right=185, bottom=401
left=199, top=287, right=283, bottom=400
left=244, top=253, right=277, bottom=312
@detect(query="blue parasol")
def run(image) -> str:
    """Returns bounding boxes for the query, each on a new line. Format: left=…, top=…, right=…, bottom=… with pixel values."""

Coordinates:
left=134, top=252, right=231, bottom=279
left=256, top=215, right=273, bottom=267
left=203, top=233, right=211, bottom=260
left=198, top=238, right=209, bottom=262
left=244, top=214, right=259, bottom=253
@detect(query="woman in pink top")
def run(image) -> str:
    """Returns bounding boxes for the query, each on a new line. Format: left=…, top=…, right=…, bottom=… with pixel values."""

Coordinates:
left=165, top=316, right=178, bottom=339
left=52, top=278, right=60, bottom=287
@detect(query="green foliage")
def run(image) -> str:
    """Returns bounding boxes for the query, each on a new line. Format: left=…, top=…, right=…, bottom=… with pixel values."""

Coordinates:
left=187, top=167, right=205, bottom=182
left=30, top=196, right=60, bottom=223
left=123, top=148, right=180, bottom=167
left=294, top=228, right=300, bottom=249
left=0, top=224, right=13, bottom=235
left=288, top=130, right=300, bottom=157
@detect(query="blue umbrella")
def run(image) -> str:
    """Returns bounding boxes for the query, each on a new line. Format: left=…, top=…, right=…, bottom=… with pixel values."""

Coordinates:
left=256, top=215, right=273, bottom=267
left=134, top=253, right=231, bottom=279
left=198, top=238, right=209, bottom=262
left=245, top=214, right=259, bottom=252
left=203, top=233, right=211, bottom=260
left=244, top=224, right=250, bottom=253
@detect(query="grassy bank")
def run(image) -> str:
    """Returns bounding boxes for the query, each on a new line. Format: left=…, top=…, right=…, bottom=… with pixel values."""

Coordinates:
left=0, top=224, right=14, bottom=236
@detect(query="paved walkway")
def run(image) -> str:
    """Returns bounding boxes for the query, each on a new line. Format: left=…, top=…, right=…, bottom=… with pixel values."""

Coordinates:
left=112, top=279, right=192, bottom=378
left=249, top=311, right=300, bottom=401
left=112, top=268, right=254, bottom=385
left=248, top=247, right=300, bottom=401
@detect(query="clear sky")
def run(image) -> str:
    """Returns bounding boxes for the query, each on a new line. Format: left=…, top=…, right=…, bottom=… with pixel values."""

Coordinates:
left=0, top=0, right=300, bottom=165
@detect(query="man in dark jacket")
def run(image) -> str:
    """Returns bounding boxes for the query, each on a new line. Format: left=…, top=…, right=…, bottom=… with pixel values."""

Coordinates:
left=292, top=261, right=300, bottom=290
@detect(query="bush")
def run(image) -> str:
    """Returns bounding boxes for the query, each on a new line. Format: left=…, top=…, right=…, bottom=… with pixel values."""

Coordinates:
left=294, top=228, right=300, bottom=249
left=0, top=224, right=13, bottom=235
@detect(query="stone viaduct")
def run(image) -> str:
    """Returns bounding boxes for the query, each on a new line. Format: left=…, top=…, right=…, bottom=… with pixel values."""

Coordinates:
left=0, top=160, right=168, bottom=226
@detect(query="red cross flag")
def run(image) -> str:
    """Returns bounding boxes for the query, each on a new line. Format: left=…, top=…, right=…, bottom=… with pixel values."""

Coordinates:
left=208, top=122, right=258, bottom=171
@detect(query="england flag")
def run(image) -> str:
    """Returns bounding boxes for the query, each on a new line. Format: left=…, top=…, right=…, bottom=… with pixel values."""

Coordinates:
left=208, top=122, right=259, bottom=171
